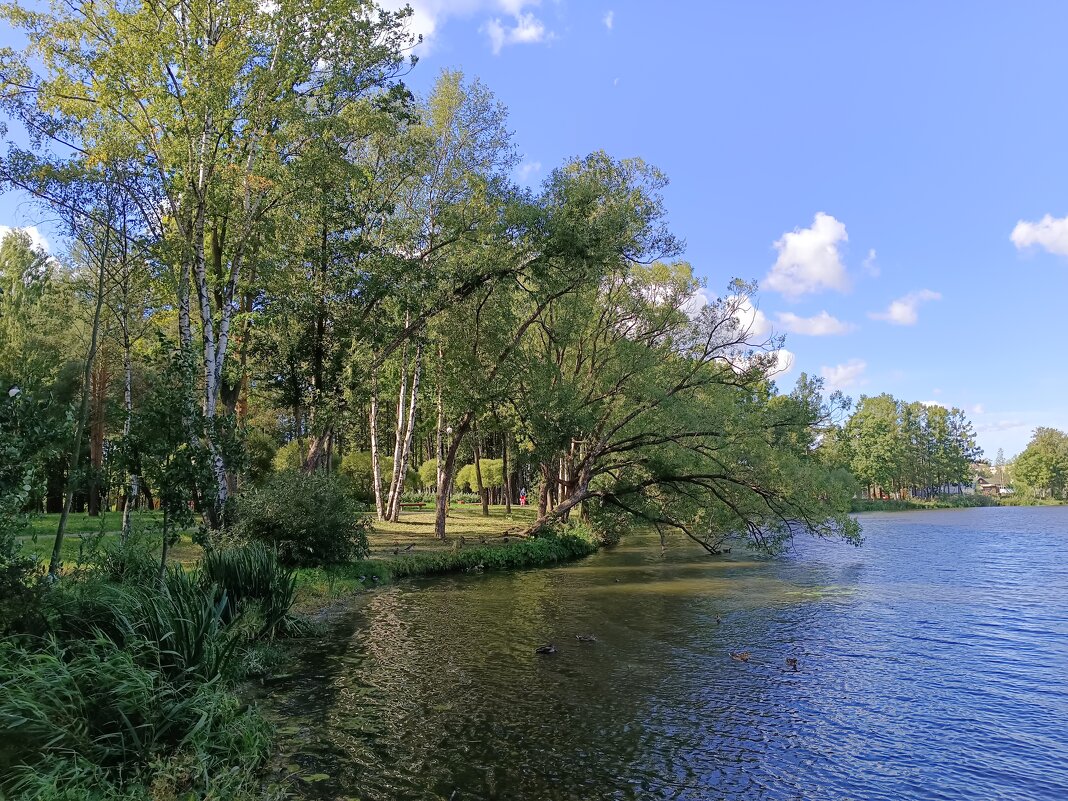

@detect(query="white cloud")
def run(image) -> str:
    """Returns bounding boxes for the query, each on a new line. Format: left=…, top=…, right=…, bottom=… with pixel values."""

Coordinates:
left=977, top=419, right=1027, bottom=434
left=765, top=212, right=850, bottom=298
left=820, top=359, right=866, bottom=391
left=482, top=11, right=549, bottom=54
left=920, top=400, right=946, bottom=408
left=1011, top=213, right=1068, bottom=257
left=516, top=160, right=542, bottom=183
left=768, top=348, right=795, bottom=378
left=0, top=225, right=50, bottom=252
left=775, top=310, right=853, bottom=336
left=972, top=403, right=985, bottom=415
left=681, top=287, right=711, bottom=319
left=732, top=296, right=772, bottom=341
left=869, top=289, right=941, bottom=326
left=603, top=10, right=614, bottom=29
left=862, top=248, right=879, bottom=277
left=378, top=1, right=551, bottom=54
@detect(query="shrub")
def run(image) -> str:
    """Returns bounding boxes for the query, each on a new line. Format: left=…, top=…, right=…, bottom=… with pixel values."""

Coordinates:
left=232, top=470, right=369, bottom=566
left=0, top=524, right=44, bottom=635
left=271, top=438, right=339, bottom=473
left=340, top=451, right=418, bottom=504
left=244, top=428, right=278, bottom=485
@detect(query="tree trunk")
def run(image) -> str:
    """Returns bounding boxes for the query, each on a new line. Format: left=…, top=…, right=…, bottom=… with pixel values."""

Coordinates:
left=50, top=224, right=111, bottom=577
left=369, top=371, right=386, bottom=519
left=88, top=357, right=109, bottom=516
left=434, top=416, right=471, bottom=539
left=121, top=326, right=138, bottom=543
left=538, top=462, right=551, bottom=518
left=385, top=335, right=410, bottom=519
left=388, top=343, right=422, bottom=521
left=434, top=343, right=446, bottom=512
left=474, top=427, right=489, bottom=517
left=158, top=510, right=170, bottom=584
left=502, top=434, right=512, bottom=514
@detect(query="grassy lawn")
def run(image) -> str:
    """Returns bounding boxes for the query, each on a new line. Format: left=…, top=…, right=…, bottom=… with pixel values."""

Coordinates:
left=16, top=504, right=543, bottom=589
left=368, top=504, right=538, bottom=555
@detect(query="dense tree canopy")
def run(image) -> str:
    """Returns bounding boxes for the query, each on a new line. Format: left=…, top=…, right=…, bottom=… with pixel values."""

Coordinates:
left=0, top=0, right=868, bottom=571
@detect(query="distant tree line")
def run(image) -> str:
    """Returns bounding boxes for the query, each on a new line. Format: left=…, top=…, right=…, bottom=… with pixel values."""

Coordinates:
left=821, top=393, right=982, bottom=499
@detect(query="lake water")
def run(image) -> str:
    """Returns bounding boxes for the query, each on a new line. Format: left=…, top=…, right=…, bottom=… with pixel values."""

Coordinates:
left=261, top=506, right=1068, bottom=800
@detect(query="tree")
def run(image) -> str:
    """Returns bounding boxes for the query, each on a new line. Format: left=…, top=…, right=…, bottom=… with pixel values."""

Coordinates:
left=2, top=0, right=417, bottom=525
left=507, top=258, right=859, bottom=554
left=845, top=394, right=904, bottom=498
left=1014, top=428, right=1068, bottom=499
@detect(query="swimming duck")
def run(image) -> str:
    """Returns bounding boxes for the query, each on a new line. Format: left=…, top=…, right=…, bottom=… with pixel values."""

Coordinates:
left=535, top=644, right=556, bottom=654
left=729, top=651, right=750, bottom=662
left=575, top=634, right=597, bottom=643
left=785, top=658, right=798, bottom=671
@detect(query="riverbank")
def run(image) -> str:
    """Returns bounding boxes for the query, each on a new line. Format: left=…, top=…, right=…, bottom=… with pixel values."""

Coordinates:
left=851, top=494, right=1068, bottom=512
left=18, top=506, right=603, bottom=615
left=851, top=495, right=998, bottom=512
left=293, top=507, right=601, bottom=614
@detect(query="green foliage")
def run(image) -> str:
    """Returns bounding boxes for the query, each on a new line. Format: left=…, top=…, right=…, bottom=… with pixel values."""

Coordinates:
left=0, top=635, right=271, bottom=800
left=1013, top=428, right=1068, bottom=499
left=418, top=458, right=439, bottom=490
left=0, top=556, right=285, bottom=799
left=43, top=568, right=241, bottom=684
left=850, top=494, right=998, bottom=512
left=201, top=542, right=298, bottom=638
left=387, top=528, right=598, bottom=578
left=243, top=429, right=278, bottom=485
left=836, top=394, right=982, bottom=498
left=232, top=471, right=369, bottom=566
left=122, top=346, right=212, bottom=541
left=340, top=450, right=416, bottom=503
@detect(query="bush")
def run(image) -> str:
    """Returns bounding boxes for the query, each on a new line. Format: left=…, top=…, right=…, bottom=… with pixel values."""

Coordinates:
left=0, top=523, right=44, bottom=635
left=272, top=438, right=339, bottom=473
left=232, top=470, right=369, bottom=567
left=244, top=428, right=278, bottom=485
left=340, top=451, right=417, bottom=504
left=385, top=525, right=599, bottom=580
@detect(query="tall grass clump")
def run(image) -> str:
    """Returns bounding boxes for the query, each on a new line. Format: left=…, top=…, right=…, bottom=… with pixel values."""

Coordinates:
left=0, top=558, right=291, bottom=798
left=202, top=542, right=299, bottom=638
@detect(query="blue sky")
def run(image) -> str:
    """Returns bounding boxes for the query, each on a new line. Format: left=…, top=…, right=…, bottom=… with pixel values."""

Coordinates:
left=4, top=1, right=1068, bottom=457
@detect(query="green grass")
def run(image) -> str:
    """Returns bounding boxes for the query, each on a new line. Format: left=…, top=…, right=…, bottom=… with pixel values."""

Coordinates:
left=293, top=524, right=599, bottom=611
left=17, top=527, right=203, bottom=569
left=997, top=495, right=1067, bottom=506
left=16, top=505, right=579, bottom=613
left=21, top=510, right=168, bottom=538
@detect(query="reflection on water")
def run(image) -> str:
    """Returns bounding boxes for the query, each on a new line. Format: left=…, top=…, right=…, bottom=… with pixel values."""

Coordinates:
left=260, top=507, right=1068, bottom=800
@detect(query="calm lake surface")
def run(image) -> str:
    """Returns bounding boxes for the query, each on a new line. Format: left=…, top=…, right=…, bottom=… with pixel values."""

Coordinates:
left=262, top=507, right=1068, bottom=800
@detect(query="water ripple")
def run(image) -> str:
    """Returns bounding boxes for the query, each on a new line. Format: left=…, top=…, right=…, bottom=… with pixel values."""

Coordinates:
left=261, top=506, right=1068, bottom=801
